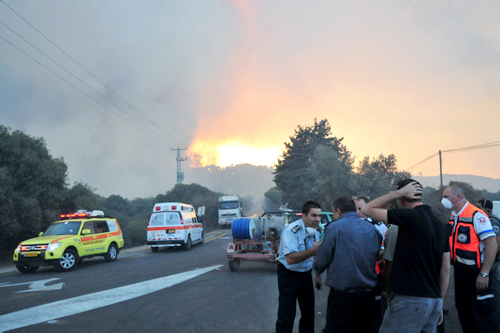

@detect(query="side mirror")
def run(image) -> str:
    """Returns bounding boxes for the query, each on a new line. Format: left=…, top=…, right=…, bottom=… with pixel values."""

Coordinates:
left=82, top=229, right=91, bottom=235
left=39, top=232, right=44, bottom=237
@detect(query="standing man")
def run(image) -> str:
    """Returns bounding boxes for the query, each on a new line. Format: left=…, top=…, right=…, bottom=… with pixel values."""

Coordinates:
left=355, top=196, right=387, bottom=331
left=276, top=201, right=322, bottom=333
left=443, top=184, right=499, bottom=331
left=314, top=197, right=384, bottom=332
left=361, top=179, right=450, bottom=332
left=478, top=199, right=500, bottom=320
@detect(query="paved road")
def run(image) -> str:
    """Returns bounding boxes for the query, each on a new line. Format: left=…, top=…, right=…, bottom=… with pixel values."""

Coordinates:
left=0, top=230, right=462, bottom=332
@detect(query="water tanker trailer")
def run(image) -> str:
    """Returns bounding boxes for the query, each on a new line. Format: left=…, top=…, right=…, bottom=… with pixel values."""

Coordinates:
left=226, top=211, right=294, bottom=272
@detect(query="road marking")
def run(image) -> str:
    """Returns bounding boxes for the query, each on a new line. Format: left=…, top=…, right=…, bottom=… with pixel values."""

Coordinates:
left=0, top=265, right=222, bottom=332
left=204, top=233, right=226, bottom=243
left=0, top=278, right=64, bottom=293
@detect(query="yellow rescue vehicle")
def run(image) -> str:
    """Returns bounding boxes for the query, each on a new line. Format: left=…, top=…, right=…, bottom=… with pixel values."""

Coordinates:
left=13, top=210, right=124, bottom=273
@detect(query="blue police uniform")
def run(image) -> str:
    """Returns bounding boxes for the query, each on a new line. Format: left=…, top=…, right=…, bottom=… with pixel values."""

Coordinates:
left=276, top=219, right=320, bottom=333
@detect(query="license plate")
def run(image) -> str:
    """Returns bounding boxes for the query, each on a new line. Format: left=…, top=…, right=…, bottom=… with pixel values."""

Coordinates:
left=167, top=229, right=175, bottom=234
left=23, top=252, right=38, bottom=257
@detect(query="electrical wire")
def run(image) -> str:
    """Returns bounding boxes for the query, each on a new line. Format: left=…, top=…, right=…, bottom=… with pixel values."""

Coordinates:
left=0, top=20, right=182, bottom=148
left=0, top=0, right=187, bottom=148
left=404, top=140, right=500, bottom=171
left=404, top=152, right=439, bottom=171
left=0, top=34, right=174, bottom=146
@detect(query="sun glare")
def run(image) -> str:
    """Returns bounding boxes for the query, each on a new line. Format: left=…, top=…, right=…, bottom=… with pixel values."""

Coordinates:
left=189, top=140, right=282, bottom=168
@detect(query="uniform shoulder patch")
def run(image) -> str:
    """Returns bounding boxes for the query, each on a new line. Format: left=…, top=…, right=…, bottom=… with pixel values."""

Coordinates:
left=291, top=225, right=301, bottom=233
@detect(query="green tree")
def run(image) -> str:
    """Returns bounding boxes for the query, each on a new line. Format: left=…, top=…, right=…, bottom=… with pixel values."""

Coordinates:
left=351, top=154, right=411, bottom=200
left=0, top=126, right=67, bottom=248
left=309, top=145, right=353, bottom=210
left=61, top=182, right=99, bottom=213
left=97, top=194, right=134, bottom=226
left=274, top=119, right=353, bottom=209
left=264, top=187, right=283, bottom=211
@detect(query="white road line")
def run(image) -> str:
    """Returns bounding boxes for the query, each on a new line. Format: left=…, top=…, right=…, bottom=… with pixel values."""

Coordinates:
left=0, top=265, right=222, bottom=332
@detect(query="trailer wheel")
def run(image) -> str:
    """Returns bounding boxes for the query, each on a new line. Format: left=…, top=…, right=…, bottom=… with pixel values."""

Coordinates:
left=228, top=258, right=240, bottom=272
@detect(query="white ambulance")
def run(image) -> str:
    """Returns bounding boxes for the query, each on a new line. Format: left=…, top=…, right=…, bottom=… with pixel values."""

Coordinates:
left=147, top=202, right=204, bottom=252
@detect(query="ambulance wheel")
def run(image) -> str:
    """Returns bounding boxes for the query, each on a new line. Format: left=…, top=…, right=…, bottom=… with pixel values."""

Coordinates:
left=104, top=243, right=118, bottom=262
left=55, top=249, right=78, bottom=272
left=16, top=264, right=39, bottom=274
left=228, top=259, right=240, bottom=272
left=183, top=236, right=192, bottom=251
left=151, top=246, right=159, bottom=253
left=200, top=232, right=204, bottom=244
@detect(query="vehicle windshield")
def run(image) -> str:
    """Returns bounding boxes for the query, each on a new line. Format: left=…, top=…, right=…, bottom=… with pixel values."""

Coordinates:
left=44, top=222, right=81, bottom=236
left=219, top=201, right=239, bottom=210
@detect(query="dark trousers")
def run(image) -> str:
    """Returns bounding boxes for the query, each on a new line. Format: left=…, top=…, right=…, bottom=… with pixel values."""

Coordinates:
left=323, top=288, right=375, bottom=333
left=455, top=267, right=499, bottom=332
left=276, top=262, right=315, bottom=333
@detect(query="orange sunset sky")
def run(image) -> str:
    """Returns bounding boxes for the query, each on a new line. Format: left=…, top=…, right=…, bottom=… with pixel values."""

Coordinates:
left=2, top=1, right=499, bottom=198
left=187, top=1, right=500, bottom=179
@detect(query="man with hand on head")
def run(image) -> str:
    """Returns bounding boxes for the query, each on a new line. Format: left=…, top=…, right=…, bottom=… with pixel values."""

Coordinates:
left=314, top=197, right=384, bottom=332
left=276, top=201, right=322, bottom=333
left=361, top=179, right=450, bottom=332
left=442, top=185, right=498, bottom=332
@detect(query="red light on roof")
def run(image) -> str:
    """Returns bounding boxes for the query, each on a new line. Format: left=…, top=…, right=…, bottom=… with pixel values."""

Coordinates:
left=172, top=206, right=177, bottom=210
left=155, top=206, right=160, bottom=211
left=76, top=213, right=86, bottom=217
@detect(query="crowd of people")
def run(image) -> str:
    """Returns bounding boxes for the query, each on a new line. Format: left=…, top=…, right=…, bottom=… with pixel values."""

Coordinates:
left=275, top=179, right=500, bottom=333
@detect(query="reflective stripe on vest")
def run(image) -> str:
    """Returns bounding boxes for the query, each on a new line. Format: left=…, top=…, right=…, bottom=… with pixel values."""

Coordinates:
left=449, top=203, right=483, bottom=270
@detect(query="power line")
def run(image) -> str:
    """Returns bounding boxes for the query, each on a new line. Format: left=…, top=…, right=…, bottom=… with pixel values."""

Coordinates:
left=404, top=152, right=439, bottom=171
left=442, top=141, right=500, bottom=153
left=0, top=0, right=187, bottom=148
left=404, top=140, right=500, bottom=171
left=0, top=34, right=173, bottom=146
left=0, top=20, right=182, bottom=148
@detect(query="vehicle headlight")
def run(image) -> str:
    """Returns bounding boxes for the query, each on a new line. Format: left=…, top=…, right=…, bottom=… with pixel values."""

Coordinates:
left=15, top=243, right=21, bottom=253
left=47, top=242, right=62, bottom=251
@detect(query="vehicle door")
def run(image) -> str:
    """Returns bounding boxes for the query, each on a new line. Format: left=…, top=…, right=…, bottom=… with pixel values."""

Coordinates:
left=80, top=220, right=97, bottom=256
left=191, top=213, right=201, bottom=240
left=93, top=220, right=110, bottom=253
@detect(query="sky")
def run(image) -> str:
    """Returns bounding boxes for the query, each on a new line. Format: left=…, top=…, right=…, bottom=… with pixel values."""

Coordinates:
left=1, top=0, right=499, bottom=199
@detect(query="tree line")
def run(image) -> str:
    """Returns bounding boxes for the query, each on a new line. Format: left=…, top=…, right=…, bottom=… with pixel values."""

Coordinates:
left=2, top=122, right=499, bottom=251
left=266, top=119, right=500, bottom=221
left=0, top=125, right=225, bottom=250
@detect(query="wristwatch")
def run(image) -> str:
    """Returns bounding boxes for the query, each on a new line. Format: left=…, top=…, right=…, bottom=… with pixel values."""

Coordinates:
left=481, top=272, right=489, bottom=278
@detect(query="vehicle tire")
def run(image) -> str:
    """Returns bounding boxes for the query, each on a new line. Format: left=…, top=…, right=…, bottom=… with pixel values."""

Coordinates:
left=15, top=264, right=39, bottom=274
left=183, top=235, right=192, bottom=251
left=200, top=232, right=204, bottom=244
left=151, top=246, right=159, bottom=253
left=228, top=258, right=240, bottom=272
left=104, top=243, right=118, bottom=262
left=55, top=249, right=78, bottom=272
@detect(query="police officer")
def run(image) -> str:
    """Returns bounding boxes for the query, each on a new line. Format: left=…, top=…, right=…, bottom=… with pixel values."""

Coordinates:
left=276, top=201, right=322, bottom=333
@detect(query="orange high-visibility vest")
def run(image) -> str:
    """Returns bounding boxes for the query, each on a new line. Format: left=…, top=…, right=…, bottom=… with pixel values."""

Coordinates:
left=448, top=203, right=488, bottom=270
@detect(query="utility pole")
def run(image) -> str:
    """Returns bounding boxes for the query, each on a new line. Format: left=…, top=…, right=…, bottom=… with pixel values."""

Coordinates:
left=171, top=147, right=188, bottom=184
left=439, top=150, right=443, bottom=188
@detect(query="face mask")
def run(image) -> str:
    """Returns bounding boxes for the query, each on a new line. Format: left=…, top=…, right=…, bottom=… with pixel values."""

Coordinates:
left=306, top=227, right=316, bottom=237
left=442, top=188, right=462, bottom=209
left=441, top=197, right=453, bottom=209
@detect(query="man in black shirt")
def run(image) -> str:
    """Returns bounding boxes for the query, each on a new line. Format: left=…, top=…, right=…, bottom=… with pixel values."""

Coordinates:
left=361, top=179, right=450, bottom=332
